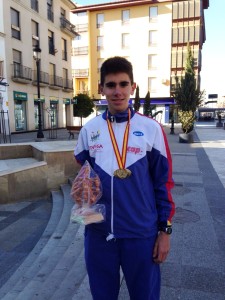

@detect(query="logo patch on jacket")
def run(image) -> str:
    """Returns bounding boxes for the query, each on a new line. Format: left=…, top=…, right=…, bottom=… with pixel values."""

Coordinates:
left=127, top=146, right=143, bottom=155
left=90, top=130, right=100, bottom=142
left=133, top=131, right=144, bottom=136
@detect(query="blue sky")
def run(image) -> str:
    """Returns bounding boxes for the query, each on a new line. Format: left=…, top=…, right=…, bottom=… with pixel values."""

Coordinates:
left=74, top=0, right=225, bottom=98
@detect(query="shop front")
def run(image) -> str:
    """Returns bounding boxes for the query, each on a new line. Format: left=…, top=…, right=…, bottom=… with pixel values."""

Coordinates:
left=14, top=91, right=27, bottom=131
left=34, top=95, right=45, bottom=129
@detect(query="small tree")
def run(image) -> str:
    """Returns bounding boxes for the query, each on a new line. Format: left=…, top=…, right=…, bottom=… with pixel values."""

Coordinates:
left=143, top=91, right=163, bottom=119
left=173, top=44, right=204, bottom=133
left=133, top=85, right=141, bottom=112
left=143, top=91, right=151, bottom=116
left=73, top=93, right=95, bottom=125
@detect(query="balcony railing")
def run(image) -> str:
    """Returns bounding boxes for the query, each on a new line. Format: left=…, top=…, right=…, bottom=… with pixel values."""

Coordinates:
left=63, top=78, right=73, bottom=91
left=60, top=17, right=77, bottom=38
left=76, top=23, right=88, bottom=32
left=32, top=70, right=49, bottom=86
left=74, top=69, right=89, bottom=77
left=72, top=46, right=88, bottom=56
left=11, top=63, right=32, bottom=82
left=49, top=75, right=63, bottom=89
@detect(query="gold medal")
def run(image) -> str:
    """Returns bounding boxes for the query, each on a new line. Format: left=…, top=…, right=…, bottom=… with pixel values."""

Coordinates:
left=114, top=169, right=132, bottom=179
left=107, top=109, right=131, bottom=179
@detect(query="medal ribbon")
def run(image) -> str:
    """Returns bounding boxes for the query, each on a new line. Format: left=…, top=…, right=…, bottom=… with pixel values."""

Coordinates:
left=107, top=109, right=130, bottom=170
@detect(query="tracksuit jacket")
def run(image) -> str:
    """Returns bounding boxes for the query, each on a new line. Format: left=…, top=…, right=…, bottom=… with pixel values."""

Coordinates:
left=74, top=107, right=175, bottom=239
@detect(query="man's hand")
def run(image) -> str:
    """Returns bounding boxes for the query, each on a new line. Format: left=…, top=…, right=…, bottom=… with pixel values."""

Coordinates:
left=153, top=232, right=170, bottom=264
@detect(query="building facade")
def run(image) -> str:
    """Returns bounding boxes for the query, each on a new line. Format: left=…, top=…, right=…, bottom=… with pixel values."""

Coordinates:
left=71, top=0, right=209, bottom=124
left=0, top=0, right=77, bottom=133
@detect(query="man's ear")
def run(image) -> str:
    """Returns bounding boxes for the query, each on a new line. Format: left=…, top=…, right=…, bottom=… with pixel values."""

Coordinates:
left=99, top=83, right=104, bottom=96
left=131, top=82, right=136, bottom=95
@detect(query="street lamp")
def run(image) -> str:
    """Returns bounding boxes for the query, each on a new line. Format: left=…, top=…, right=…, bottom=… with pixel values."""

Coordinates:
left=33, top=44, right=44, bottom=139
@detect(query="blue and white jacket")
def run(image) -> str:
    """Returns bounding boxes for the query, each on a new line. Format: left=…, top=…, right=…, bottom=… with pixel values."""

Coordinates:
left=74, top=107, right=175, bottom=239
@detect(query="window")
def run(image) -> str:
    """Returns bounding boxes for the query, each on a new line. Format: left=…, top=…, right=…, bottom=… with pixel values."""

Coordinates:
left=148, top=54, right=158, bottom=70
left=122, top=10, right=130, bottom=24
left=149, top=6, right=158, bottom=21
left=148, top=77, right=157, bottom=93
left=60, top=7, right=66, bottom=17
left=63, top=68, right=68, bottom=81
left=32, top=20, right=39, bottom=47
left=31, top=0, right=39, bottom=12
left=149, top=30, right=157, bottom=46
left=48, top=30, right=55, bottom=55
left=97, top=36, right=103, bottom=51
left=62, top=38, right=67, bottom=60
left=97, top=13, right=104, bottom=28
left=11, top=8, right=20, bottom=39
left=47, top=0, right=54, bottom=22
left=122, top=33, right=130, bottom=49
left=13, top=49, right=22, bottom=77
left=0, top=61, right=3, bottom=79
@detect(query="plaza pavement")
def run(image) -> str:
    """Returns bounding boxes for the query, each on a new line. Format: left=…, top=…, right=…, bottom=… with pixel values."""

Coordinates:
left=0, top=122, right=225, bottom=299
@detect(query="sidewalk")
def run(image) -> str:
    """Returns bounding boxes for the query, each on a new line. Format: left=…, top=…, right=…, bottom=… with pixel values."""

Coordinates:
left=161, top=123, right=225, bottom=299
left=0, top=122, right=225, bottom=299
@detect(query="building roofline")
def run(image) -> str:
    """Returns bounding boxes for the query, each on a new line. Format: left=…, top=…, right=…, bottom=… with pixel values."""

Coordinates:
left=72, top=0, right=169, bottom=13
left=62, top=0, right=77, bottom=10
left=72, top=0, right=209, bottom=13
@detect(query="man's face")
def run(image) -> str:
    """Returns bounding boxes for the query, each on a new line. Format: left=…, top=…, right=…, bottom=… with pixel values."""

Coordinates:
left=101, top=73, right=136, bottom=115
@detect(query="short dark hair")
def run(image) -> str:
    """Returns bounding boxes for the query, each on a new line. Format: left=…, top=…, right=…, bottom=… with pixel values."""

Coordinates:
left=100, top=56, right=134, bottom=85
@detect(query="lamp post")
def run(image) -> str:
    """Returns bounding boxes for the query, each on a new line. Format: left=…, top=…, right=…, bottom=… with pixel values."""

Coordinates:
left=33, top=45, right=44, bottom=139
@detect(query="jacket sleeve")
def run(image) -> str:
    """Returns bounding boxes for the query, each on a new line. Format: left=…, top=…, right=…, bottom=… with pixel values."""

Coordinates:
left=148, top=124, right=175, bottom=228
left=74, top=127, right=91, bottom=166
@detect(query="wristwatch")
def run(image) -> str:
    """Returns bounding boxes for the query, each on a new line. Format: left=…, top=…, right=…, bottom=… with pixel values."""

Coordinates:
left=159, top=226, right=172, bottom=235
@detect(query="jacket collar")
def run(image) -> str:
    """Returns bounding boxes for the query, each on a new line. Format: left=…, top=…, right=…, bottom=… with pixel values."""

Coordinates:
left=102, top=106, right=135, bottom=123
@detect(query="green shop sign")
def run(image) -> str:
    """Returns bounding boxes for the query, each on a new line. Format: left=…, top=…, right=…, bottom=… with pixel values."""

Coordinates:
left=13, top=91, right=28, bottom=101
left=34, top=95, right=45, bottom=102
left=63, top=98, right=70, bottom=105
left=50, top=100, right=59, bottom=104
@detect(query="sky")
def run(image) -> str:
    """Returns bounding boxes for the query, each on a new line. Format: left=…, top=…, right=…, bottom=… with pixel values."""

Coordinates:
left=74, top=0, right=225, bottom=99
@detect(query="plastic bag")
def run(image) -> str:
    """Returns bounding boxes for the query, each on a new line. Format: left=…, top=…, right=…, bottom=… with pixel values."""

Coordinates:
left=70, top=160, right=105, bottom=225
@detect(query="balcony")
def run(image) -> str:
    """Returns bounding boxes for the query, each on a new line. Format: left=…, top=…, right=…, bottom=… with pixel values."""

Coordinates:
left=60, top=17, right=77, bottom=38
left=32, top=70, right=49, bottom=87
left=72, top=46, right=88, bottom=56
left=74, top=69, right=89, bottom=77
left=76, top=23, right=88, bottom=33
left=11, top=63, right=32, bottom=83
left=49, top=75, right=63, bottom=90
left=63, top=78, right=73, bottom=92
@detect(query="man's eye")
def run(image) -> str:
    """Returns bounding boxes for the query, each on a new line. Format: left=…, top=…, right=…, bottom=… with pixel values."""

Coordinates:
left=119, top=81, right=129, bottom=87
left=105, top=81, right=130, bottom=88
left=106, top=82, right=116, bottom=88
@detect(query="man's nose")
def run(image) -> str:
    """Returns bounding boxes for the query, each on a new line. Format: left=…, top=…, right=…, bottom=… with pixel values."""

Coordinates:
left=113, top=84, right=122, bottom=94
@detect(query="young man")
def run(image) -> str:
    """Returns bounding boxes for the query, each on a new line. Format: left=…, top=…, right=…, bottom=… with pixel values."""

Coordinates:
left=74, top=56, right=175, bottom=300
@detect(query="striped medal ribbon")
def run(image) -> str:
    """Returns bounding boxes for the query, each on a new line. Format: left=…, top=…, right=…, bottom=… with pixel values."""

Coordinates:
left=106, top=109, right=132, bottom=179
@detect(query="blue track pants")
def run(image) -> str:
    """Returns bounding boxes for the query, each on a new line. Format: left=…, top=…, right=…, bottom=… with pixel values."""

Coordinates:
left=84, top=229, right=161, bottom=300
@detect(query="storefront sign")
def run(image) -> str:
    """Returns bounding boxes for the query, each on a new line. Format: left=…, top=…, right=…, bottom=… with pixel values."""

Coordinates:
left=50, top=100, right=59, bottom=104
left=34, top=95, right=45, bottom=102
left=13, top=91, right=27, bottom=101
left=63, top=98, right=70, bottom=105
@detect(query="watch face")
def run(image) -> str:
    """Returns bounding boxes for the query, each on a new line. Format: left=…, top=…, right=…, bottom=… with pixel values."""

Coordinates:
left=165, top=227, right=172, bottom=234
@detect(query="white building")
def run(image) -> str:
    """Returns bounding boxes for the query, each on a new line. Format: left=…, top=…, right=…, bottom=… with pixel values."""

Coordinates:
left=0, top=0, right=77, bottom=133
